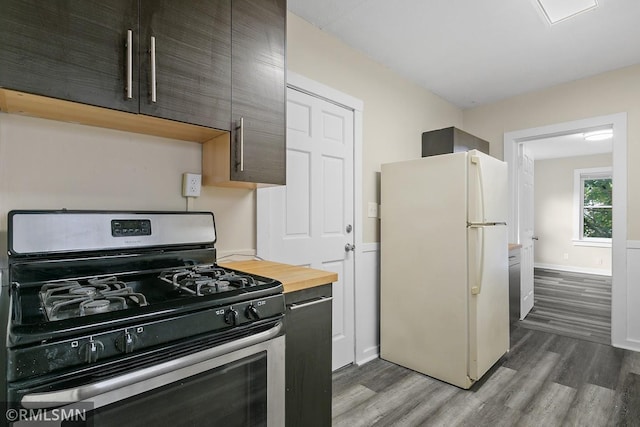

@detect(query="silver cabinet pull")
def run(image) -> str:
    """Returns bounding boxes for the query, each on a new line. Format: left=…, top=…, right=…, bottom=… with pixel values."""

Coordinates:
left=150, top=36, right=157, bottom=103
left=236, top=118, right=245, bottom=172
left=126, top=29, right=133, bottom=99
left=287, top=296, right=332, bottom=311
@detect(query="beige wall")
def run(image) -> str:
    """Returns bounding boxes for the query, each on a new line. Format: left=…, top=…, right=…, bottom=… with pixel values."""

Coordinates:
left=0, top=114, right=255, bottom=257
left=287, top=13, right=463, bottom=243
left=464, top=64, right=640, bottom=240
left=534, top=154, right=612, bottom=273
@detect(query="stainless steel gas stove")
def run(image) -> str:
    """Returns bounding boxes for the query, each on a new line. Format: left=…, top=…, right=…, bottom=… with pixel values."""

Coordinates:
left=1, top=210, right=285, bottom=426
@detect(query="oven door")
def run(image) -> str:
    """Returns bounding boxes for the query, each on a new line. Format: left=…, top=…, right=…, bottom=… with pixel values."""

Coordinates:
left=13, top=323, right=284, bottom=427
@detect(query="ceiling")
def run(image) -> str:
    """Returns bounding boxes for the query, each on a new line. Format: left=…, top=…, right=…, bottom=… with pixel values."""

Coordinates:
left=288, top=0, right=640, bottom=108
left=525, top=131, right=612, bottom=160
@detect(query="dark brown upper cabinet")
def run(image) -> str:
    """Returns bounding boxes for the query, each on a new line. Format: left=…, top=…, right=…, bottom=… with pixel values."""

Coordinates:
left=139, top=0, right=231, bottom=130
left=0, top=0, right=231, bottom=130
left=0, top=0, right=140, bottom=114
left=230, top=0, right=286, bottom=185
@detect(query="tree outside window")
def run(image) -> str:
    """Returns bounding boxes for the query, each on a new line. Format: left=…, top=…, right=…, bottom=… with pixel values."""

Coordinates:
left=582, top=177, right=612, bottom=238
left=574, top=167, right=612, bottom=244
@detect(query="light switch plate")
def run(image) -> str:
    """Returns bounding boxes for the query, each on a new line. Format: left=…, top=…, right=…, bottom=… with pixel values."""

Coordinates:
left=182, top=173, right=201, bottom=197
left=367, top=202, right=379, bottom=218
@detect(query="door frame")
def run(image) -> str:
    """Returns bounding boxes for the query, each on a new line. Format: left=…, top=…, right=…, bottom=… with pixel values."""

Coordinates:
left=503, top=112, right=627, bottom=348
left=256, top=70, right=364, bottom=363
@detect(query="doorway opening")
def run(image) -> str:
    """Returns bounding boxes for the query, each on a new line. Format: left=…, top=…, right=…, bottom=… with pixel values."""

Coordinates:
left=516, top=130, right=613, bottom=344
left=504, top=113, right=627, bottom=348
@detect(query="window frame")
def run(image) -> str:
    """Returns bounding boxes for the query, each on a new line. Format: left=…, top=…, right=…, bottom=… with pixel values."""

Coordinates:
left=573, top=167, right=612, bottom=247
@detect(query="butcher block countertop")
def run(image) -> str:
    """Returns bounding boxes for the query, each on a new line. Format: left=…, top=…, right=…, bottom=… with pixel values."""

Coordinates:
left=218, top=260, right=338, bottom=293
left=509, top=243, right=522, bottom=251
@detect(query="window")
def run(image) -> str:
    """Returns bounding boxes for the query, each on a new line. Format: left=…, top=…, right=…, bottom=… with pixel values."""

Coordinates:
left=573, top=167, right=612, bottom=246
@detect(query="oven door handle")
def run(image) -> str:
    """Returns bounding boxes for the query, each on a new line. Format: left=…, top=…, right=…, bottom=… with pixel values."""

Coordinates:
left=21, top=322, right=283, bottom=409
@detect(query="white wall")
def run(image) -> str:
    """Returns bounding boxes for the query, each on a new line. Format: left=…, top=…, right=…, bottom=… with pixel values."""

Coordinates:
left=534, top=154, right=612, bottom=275
left=464, top=64, right=640, bottom=240
left=356, top=243, right=380, bottom=365
left=0, top=113, right=255, bottom=259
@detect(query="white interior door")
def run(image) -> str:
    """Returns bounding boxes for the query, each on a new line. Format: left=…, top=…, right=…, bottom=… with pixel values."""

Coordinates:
left=518, top=144, right=535, bottom=318
left=257, top=87, right=355, bottom=371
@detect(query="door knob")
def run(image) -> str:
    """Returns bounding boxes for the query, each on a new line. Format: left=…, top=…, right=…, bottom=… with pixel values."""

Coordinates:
left=345, top=243, right=355, bottom=252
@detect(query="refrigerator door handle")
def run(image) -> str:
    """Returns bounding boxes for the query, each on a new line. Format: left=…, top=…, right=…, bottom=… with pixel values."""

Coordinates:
left=471, top=226, right=484, bottom=295
left=470, top=154, right=485, bottom=223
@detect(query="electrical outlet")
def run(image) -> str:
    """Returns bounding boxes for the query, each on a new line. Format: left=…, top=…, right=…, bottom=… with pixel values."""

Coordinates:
left=182, top=173, right=201, bottom=197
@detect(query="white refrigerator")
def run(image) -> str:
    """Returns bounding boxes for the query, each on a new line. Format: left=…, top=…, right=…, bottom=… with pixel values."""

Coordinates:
left=380, top=149, right=509, bottom=389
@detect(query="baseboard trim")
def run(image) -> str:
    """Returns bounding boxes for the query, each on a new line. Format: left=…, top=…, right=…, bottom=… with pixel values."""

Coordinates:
left=356, top=346, right=379, bottom=366
left=534, top=263, right=611, bottom=276
left=611, top=338, right=640, bottom=353
left=361, top=242, right=379, bottom=253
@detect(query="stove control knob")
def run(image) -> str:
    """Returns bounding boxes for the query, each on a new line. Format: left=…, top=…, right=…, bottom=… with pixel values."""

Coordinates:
left=79, top=338, right=104, bottom=363
left=224, top=308, right=239, bottom=326
left=245, top=304, right=260, bottom=320
left=115, top=330, right=137, bottom=354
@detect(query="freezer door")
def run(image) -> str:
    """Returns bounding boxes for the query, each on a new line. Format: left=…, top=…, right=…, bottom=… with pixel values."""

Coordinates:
left=467, top=150, right=508, bottom=224
left=467, top=224, right=509, bottom=380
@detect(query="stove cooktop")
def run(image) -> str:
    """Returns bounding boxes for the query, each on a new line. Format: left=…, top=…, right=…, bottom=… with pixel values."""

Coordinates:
left=12, top=263, right=282, bottom=333
left=35, top=264, right=264, bottom=322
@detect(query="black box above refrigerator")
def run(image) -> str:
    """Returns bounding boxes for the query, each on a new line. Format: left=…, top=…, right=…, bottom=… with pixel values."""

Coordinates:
left=421, top=127, right=490, bottom=157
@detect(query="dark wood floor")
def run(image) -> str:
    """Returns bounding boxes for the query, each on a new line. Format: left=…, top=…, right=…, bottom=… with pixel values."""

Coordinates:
left=332, top=326, right=640, bottom=426
left=519, top=268, right=611, bottom=344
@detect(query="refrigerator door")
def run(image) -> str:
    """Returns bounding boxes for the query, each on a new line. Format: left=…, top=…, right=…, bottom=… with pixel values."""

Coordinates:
left=381, top=153, right=472, bottom=389
left=467, top=150, right=508, bottom=224
left=467, top=224, right=509, bottom=380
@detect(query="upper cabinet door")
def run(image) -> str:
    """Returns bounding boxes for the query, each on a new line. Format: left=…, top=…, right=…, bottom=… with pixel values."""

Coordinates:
left=0, top=0, right=139, bottom=113
left=231, top=0, right=286, bottom=185
left=139, top=0, right=231, bottom=130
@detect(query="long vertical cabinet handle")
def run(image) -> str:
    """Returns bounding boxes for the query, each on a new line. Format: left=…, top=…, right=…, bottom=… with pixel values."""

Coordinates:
left=236, top=118, right=245, bottom=172
left=126, top=29, right=133, bottom=99
left=470, top=226, right=485, bottom=295
left=150, top=36, right=157, bottom=103
left=471, top=155, right=485, bottom=223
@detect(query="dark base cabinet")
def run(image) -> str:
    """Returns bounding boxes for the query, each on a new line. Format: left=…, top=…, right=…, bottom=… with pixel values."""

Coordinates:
left=285, top=285, right=332, bottom=427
